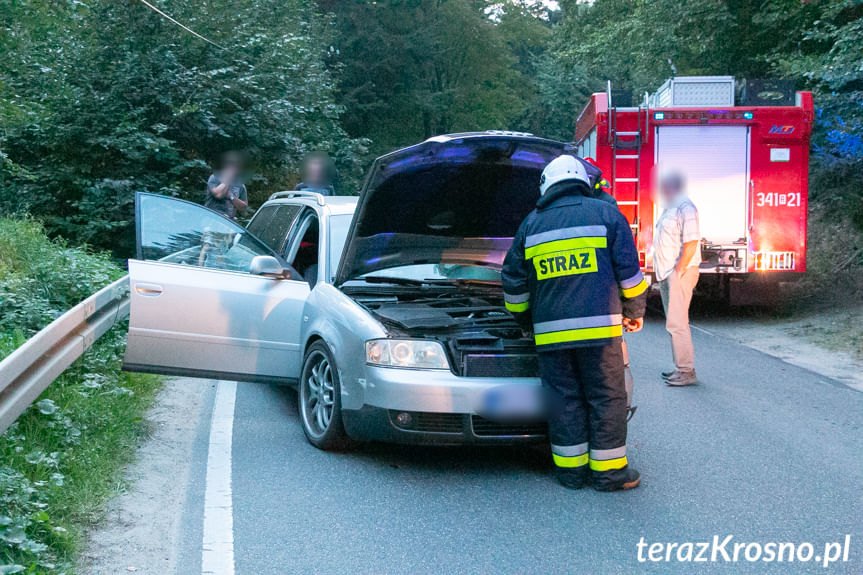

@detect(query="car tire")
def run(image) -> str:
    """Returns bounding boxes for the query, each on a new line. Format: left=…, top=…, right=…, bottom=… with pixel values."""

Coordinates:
left=299, top=340, right=353, bottom=450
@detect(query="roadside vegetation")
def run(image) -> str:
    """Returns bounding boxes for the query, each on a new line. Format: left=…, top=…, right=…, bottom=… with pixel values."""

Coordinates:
left=0, top=219, right=161, bottom=574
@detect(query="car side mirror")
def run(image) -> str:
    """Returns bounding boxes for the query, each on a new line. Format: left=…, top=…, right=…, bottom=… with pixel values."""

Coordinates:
left=250, top=255, right=285, bottom=278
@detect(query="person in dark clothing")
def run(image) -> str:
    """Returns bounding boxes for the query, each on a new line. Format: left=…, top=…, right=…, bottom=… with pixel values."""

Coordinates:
left=295, top=152, right=337, bottom=196
left=588, top=176, right=639, bottom=421
left=592, top=177, right=618, bottom=206
left=205, top=151, right=248, bottom=219
left=502, top=155, right=648, bottom=492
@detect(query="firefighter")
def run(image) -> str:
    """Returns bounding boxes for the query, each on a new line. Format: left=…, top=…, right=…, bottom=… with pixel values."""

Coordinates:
left=502, top=155, right=648, bottom=492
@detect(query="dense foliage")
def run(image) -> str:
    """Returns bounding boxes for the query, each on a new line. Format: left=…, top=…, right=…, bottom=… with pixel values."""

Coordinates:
left=0, top=0, right=860, bottom=254
left=0, top=219, right=161, bottom=574
left=320, top=0, right=551, bottom=152
left=0, top=0, right=367, bottom=256
left=0, top=219, right=119, bottom=336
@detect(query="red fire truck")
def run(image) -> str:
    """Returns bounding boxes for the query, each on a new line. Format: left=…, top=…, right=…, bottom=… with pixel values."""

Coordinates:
left=574, top=76, right=813, bottom=303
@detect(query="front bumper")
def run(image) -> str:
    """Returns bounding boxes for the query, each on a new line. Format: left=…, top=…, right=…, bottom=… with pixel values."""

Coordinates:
left=343, top=365, right=546, bottom=445
left=359, top=364, right=541, bottom=413
left=342, top=406, right=547, bottom=445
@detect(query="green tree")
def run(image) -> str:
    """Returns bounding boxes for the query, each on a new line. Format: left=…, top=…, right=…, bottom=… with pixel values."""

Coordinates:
left=0, top=0, right=366, bottom=256
left=765, top=0, right=863, bottom=228
left=321, top=0, right=532, bottom=151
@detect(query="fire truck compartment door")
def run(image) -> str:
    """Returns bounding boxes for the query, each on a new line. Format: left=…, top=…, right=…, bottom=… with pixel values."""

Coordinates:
left=655, top=125, right=749, bottom=244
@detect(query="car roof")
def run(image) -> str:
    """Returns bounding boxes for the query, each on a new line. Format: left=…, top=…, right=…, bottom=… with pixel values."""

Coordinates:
left=320, top=196, right=359, bottom=215
left=261, top=193, right=358, bottom=216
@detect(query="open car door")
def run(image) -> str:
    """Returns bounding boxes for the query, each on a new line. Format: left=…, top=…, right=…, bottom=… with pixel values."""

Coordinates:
left=123, top=193, right=309, bottom=383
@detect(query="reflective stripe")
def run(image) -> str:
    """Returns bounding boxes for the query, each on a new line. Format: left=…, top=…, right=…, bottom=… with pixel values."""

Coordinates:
left=504, top=292, right=530, bottom=304
left=553, top=453, right=589, bottom=468
left=524, top=236, right=607, bottom=260
left=590, top=456, right=628, bottom=472
left=590, top=446, right=626, bottom=460
left=590, top=446, right=628, bottom=472
left=621, top=279, right=648, bottom=299
left=525, top=225, right=608, bottom=248
left=534, top=315, right=623, bottom=335
left=535, top=325, right=623, bottom=346
left=505, top=301, right=530, bottom=313
left=551, top=442, right=588, bottom=457
left=620, top=271, right=645, bottom=290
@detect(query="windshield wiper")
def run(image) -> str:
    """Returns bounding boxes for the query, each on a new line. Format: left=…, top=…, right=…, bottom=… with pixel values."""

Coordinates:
left=422, top=278, right=499, bottom=288
left=361, top=276, right=425, bottom=286
left=360, top=276, right=498, bottom=289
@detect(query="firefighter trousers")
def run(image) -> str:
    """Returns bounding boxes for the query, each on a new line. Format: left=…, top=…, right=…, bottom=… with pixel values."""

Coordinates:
left=538, top=341, right=631, bottom=486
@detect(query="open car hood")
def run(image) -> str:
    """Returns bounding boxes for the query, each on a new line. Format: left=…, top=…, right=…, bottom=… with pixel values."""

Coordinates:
left=336, top=133, right=599, bottom=284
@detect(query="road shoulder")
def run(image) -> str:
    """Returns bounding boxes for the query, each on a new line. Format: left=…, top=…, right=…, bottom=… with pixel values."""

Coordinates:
left=82, top=378, right=212, bottom=574
left=693, top=305, right=863, bottom=391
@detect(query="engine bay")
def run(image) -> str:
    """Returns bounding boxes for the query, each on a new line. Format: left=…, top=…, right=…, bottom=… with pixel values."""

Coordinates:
left=351, top=288, right=538, bottom=377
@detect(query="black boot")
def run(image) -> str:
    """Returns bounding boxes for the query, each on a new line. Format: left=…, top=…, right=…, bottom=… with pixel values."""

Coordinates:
left=593, top=467, right=641, bottom=492
left=556, top=466, right=590, bottom=490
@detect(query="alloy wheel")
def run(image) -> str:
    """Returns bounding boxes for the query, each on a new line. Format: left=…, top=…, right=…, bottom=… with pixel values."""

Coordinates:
left=301, top=350, right=335, bottom=438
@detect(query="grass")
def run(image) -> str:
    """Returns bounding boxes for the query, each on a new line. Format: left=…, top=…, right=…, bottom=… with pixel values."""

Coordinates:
left=0, top=218, right=163, bottom=574
left=1, top=331, right=162, bottom=574
left=781, top=203, right=863, bottom=360
left=782, top=305, right=863, bottom=360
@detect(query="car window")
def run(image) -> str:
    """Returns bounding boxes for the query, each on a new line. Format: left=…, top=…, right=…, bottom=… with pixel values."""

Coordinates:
left=285, top=211, right=320, bottom=282
left=137, top=193, right=278, bottom=274
left=246, top=203, right=302, bottom=255
left=327, top=214, right=353, bottom=281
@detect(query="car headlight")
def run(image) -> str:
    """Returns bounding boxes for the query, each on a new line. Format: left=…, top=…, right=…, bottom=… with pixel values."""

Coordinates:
left=365, top=339, right=450, bottom=370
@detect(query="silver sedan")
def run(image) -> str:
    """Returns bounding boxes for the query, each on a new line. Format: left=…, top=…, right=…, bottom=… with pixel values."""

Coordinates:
left=125, top=133, right=574, bottom=449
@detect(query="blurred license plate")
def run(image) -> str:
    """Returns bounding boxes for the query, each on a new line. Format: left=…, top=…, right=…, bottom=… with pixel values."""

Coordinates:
left=475, top=384, right=544, bottom=421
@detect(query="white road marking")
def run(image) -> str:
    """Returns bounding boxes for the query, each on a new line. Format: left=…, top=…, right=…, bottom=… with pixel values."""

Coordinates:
left=690, top=323, right=715, bottom=336
left=202, top=381, right=237, bottom=575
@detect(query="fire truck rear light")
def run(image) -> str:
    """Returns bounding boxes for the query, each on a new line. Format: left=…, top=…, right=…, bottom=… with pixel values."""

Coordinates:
left=754, top=251, right=795, bottom=271
left=654, top=112, right=665, bottom=120
left=743, top=112, right=754, bottom=119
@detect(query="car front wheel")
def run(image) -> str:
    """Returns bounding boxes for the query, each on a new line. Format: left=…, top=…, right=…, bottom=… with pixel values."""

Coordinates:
left=299, top=341, right=352, bottom=450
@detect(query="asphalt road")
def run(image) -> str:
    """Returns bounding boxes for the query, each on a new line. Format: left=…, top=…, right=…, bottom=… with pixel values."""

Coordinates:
left=170, top=317, right=863, bottom=575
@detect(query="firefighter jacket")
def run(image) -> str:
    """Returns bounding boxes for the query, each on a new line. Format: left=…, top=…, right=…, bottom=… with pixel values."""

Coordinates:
left=502, top=182, right=648, bottom=351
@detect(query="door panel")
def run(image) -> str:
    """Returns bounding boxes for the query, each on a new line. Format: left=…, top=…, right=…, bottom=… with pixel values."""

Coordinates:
left=655, top=126, right=749, bottom=244
left=124, top=193, right=309, bottom=382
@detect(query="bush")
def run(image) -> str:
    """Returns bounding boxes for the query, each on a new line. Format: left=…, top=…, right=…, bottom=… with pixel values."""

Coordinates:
left=0, top=219, right=120, bottom=337
left=792, top=200, right=863, bottom=304
left=0, top=218, right=161, bottom=574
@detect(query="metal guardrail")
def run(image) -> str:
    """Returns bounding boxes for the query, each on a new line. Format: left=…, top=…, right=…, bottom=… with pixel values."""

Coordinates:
left=0, top=276, right=130, bottom=435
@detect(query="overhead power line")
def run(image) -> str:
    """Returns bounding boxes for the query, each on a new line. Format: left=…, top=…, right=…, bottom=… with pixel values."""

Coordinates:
left=135, top=0, right=225, bottom=50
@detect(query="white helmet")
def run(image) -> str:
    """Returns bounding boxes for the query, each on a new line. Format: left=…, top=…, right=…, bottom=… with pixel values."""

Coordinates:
left=540, top=155, right=590, bottom=196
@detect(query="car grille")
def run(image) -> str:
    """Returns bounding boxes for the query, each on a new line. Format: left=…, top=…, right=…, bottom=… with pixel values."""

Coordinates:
left=389, top=411, right=463, bottom=433
left=471, top=416, right=547, bottom=437
left=462, top=354, right=538, bottom=378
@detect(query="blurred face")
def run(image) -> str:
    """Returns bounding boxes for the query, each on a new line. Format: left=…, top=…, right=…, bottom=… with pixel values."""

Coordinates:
left=659, top=173, right=684, bottom=205
left=306, top=158, right=325, bottom=184
left=221, top=153, right=244, bottom=175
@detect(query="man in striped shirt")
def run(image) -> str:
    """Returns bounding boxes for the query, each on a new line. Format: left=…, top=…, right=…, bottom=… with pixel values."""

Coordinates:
left=653, top=171, right=701, bottom=386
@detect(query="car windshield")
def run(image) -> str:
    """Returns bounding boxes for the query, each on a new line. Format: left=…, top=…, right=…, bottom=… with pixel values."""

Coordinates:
left=361, top=264, right=500, bottom=284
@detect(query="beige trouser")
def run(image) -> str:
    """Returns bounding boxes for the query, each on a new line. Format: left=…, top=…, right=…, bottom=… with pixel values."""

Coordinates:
left=659, top=267, right=699, bottom=371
